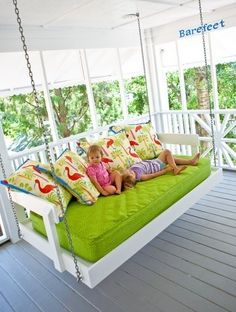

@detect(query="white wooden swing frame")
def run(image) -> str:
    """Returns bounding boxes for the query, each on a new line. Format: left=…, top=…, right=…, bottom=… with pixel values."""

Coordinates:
left=3, top=0, right=222, bottom=289
left=11, top=133, right=222, bottom=288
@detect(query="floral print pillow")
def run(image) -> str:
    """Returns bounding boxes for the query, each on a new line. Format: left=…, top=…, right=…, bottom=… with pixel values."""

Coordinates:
left=124, top=123, right=163, bottom=160
left=0, top=160, right=72, bottom=218
left=51, top=150, right=100, bottom=205
left=81, top=132, right=141, bottom=172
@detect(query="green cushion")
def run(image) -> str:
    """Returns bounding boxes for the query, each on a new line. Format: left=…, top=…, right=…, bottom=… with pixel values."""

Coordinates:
left=30, top=157, right=211, bottom=262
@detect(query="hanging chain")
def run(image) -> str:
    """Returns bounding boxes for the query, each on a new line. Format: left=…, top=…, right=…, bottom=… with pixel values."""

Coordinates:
left=198, top=0, right=217, bottom=167
left=12, top=0, right=82, bottom=281
left=0, top=152, right=22, bottom=239
left=136, top=13, right=152, bottom=123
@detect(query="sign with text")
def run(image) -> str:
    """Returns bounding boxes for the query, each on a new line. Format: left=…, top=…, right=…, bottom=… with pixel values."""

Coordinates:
left=179, top=19, right=225, bottom=38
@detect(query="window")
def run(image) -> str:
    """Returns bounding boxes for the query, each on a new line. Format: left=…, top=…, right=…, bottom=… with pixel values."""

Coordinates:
left=92, top=80, right=122, bottom=126
left=166, top=71, right=181, bottom=110
left=50, top=85, right=92, bottom=138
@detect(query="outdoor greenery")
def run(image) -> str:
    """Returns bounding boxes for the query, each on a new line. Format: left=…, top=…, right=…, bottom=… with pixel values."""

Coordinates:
left=167, top=63, right=236, bottom=110
left=0, top=63, right=235, bottom=152
left=92, top=80, right=122, bottom=126
left=0, top=76, right=147, bottom=150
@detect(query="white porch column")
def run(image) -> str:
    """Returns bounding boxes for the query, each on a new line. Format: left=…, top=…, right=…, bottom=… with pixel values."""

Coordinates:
left=115, top=48, right=128, bottom=120
left=176, top=41, right=190, bottom=138
left=143, top=29, right=159, bottom=129
left=208, top=33, right=222, bottom=166
left=154, top=44, right=170, bottom=133
left=0, top=125, right=20, bottom=243
left=79, top=49, right=98, bottom=129
left=38, top=51, right=59, bottom=142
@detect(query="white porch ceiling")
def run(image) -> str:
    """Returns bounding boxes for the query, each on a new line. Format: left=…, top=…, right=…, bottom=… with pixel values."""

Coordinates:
left=1, top=0, right=236, bottom=30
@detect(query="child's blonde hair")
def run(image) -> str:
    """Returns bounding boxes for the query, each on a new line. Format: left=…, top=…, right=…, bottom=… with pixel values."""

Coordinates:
left=122, top=172, right=136, bottom=190
left=87, top=144, right=103, bottom=157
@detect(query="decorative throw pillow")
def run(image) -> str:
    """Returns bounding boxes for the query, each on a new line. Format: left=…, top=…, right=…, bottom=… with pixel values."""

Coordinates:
left=0, top=160, right=72, bottom=218
left=124, top=123, right=163, bottom=160
left=48, top=150, right=100, bottom=205
left=81, top=132, right=141, bottom=172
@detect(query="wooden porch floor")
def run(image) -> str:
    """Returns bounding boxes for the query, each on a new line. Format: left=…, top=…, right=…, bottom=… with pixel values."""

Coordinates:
left=0, top=170, right=235, bottom=312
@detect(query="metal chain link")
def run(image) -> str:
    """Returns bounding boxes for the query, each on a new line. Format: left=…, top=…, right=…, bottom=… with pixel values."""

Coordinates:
left=198, top=0, right=217, bottom=167
left=0, top=152, right=23, bottom=239
left=12, top=0, right=82, bottom=281
left=136, top=13, right=152, bottom=123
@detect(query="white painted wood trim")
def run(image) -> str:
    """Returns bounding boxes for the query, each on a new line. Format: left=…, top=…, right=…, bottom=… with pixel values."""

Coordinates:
left=39, top=51, right=59, bottom=142
left=80, top=49, right=98, bottom=129
left=158, top=133, right=199, bottom=154
left=13, top=167, right=222, bottom=288
left=115, top=48, right=128, bottom=120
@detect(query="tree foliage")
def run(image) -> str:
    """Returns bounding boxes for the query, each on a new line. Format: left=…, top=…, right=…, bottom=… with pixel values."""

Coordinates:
left=1, top=62, right=236, bottom=151
left=125, top=76, right=148, bottom=115
left=167, top=63, right=236, bottom=110
left=92, top=80, right=122, bottom=126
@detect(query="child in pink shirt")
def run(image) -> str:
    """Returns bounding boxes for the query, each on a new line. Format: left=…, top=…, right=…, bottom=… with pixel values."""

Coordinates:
left=86, top=144, right=122, bottom=196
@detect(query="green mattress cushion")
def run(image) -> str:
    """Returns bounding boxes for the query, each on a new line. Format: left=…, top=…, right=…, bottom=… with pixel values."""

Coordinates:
left=30, top=157, right=211, bottom=262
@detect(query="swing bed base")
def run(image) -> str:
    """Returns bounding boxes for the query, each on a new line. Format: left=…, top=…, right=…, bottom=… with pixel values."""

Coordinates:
left=12, top=167, right=222, bottom=288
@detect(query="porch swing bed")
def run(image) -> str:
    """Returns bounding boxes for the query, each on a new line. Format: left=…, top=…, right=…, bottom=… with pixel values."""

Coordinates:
left=3, top=0, right=222, bottom=290
left=11, top=134, right=222, bottom=289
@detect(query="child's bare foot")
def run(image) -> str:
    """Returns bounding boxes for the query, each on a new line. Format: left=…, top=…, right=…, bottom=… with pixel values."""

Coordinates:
left=173, top=165, right=187, bottom=175
left=190, top=153, right=200, bottom=165
left=115, top=189, right=121, bottom=195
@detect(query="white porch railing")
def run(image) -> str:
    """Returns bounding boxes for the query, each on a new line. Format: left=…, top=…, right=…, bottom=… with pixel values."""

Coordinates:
left=6, top=109, right=236, bottom=171
left=154, top=109, right=236, bottom=170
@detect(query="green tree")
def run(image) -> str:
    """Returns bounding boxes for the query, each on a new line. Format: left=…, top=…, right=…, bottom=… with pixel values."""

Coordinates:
left=92, top=80, right=122, bottom=126
left=125, top=76, right=148, bottom=115
left=216, top=62, right=236, bottom=108
left=166, top=71, right=181, bottom=110
left=0, top=92, right=48, bottom=149
left=50, top=85, right=91, bottom=137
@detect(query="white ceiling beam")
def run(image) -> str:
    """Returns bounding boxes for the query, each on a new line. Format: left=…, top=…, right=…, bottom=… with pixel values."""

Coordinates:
left=42, top=0, right=97, bottom=27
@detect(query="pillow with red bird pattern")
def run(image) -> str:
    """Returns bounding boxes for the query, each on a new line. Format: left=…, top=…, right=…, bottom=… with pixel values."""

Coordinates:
left=49, top=150, right=100, bottom=205
left=80, top=132, right=141, bottom=172
left=0, top=159, right=72, bottom=218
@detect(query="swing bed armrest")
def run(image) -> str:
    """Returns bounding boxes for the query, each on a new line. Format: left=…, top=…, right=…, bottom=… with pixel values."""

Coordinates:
left=158, top=133, right=199, bottom=155
left=10, top=191, right=65, bottom=272
left=11, top=191, right=60, bottom=223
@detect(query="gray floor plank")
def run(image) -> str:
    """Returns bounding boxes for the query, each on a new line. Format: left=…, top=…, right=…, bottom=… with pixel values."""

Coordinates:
left=209, top=191, right=236, bottom=202
left=6, top=244, right=99, bottom=312
left=180, top=213, right=236, bottom=236
left=159, top=231, right=236, bottom=268
left=199, top=195, right=236, bottom=209
left=123, top=260, right=227, bottom=312
left=0, top=263, right=41, bottom=312
left=0, top=291, right=15, bottom=312
left=99, top=277, right=159, bottom=312
left=165, top=225, right=236, bottom=256
left=150, top=237, right=236, bottom=281
left=214, top=186, right=236, bottom=197
left=173, top=219, right=236, bottom=245
left=197, top=197, right=236, bottom=213
left=183, top=209, right=236, bottom=228
left=131, top=252, right=236, bottom=312
left=19, top=240, right=125, bottom=312
left=142, top=244, right=236, bottom=297
left=191, top=204, right=236, bottom=219
left=109, top=269, right=193, bottom=312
